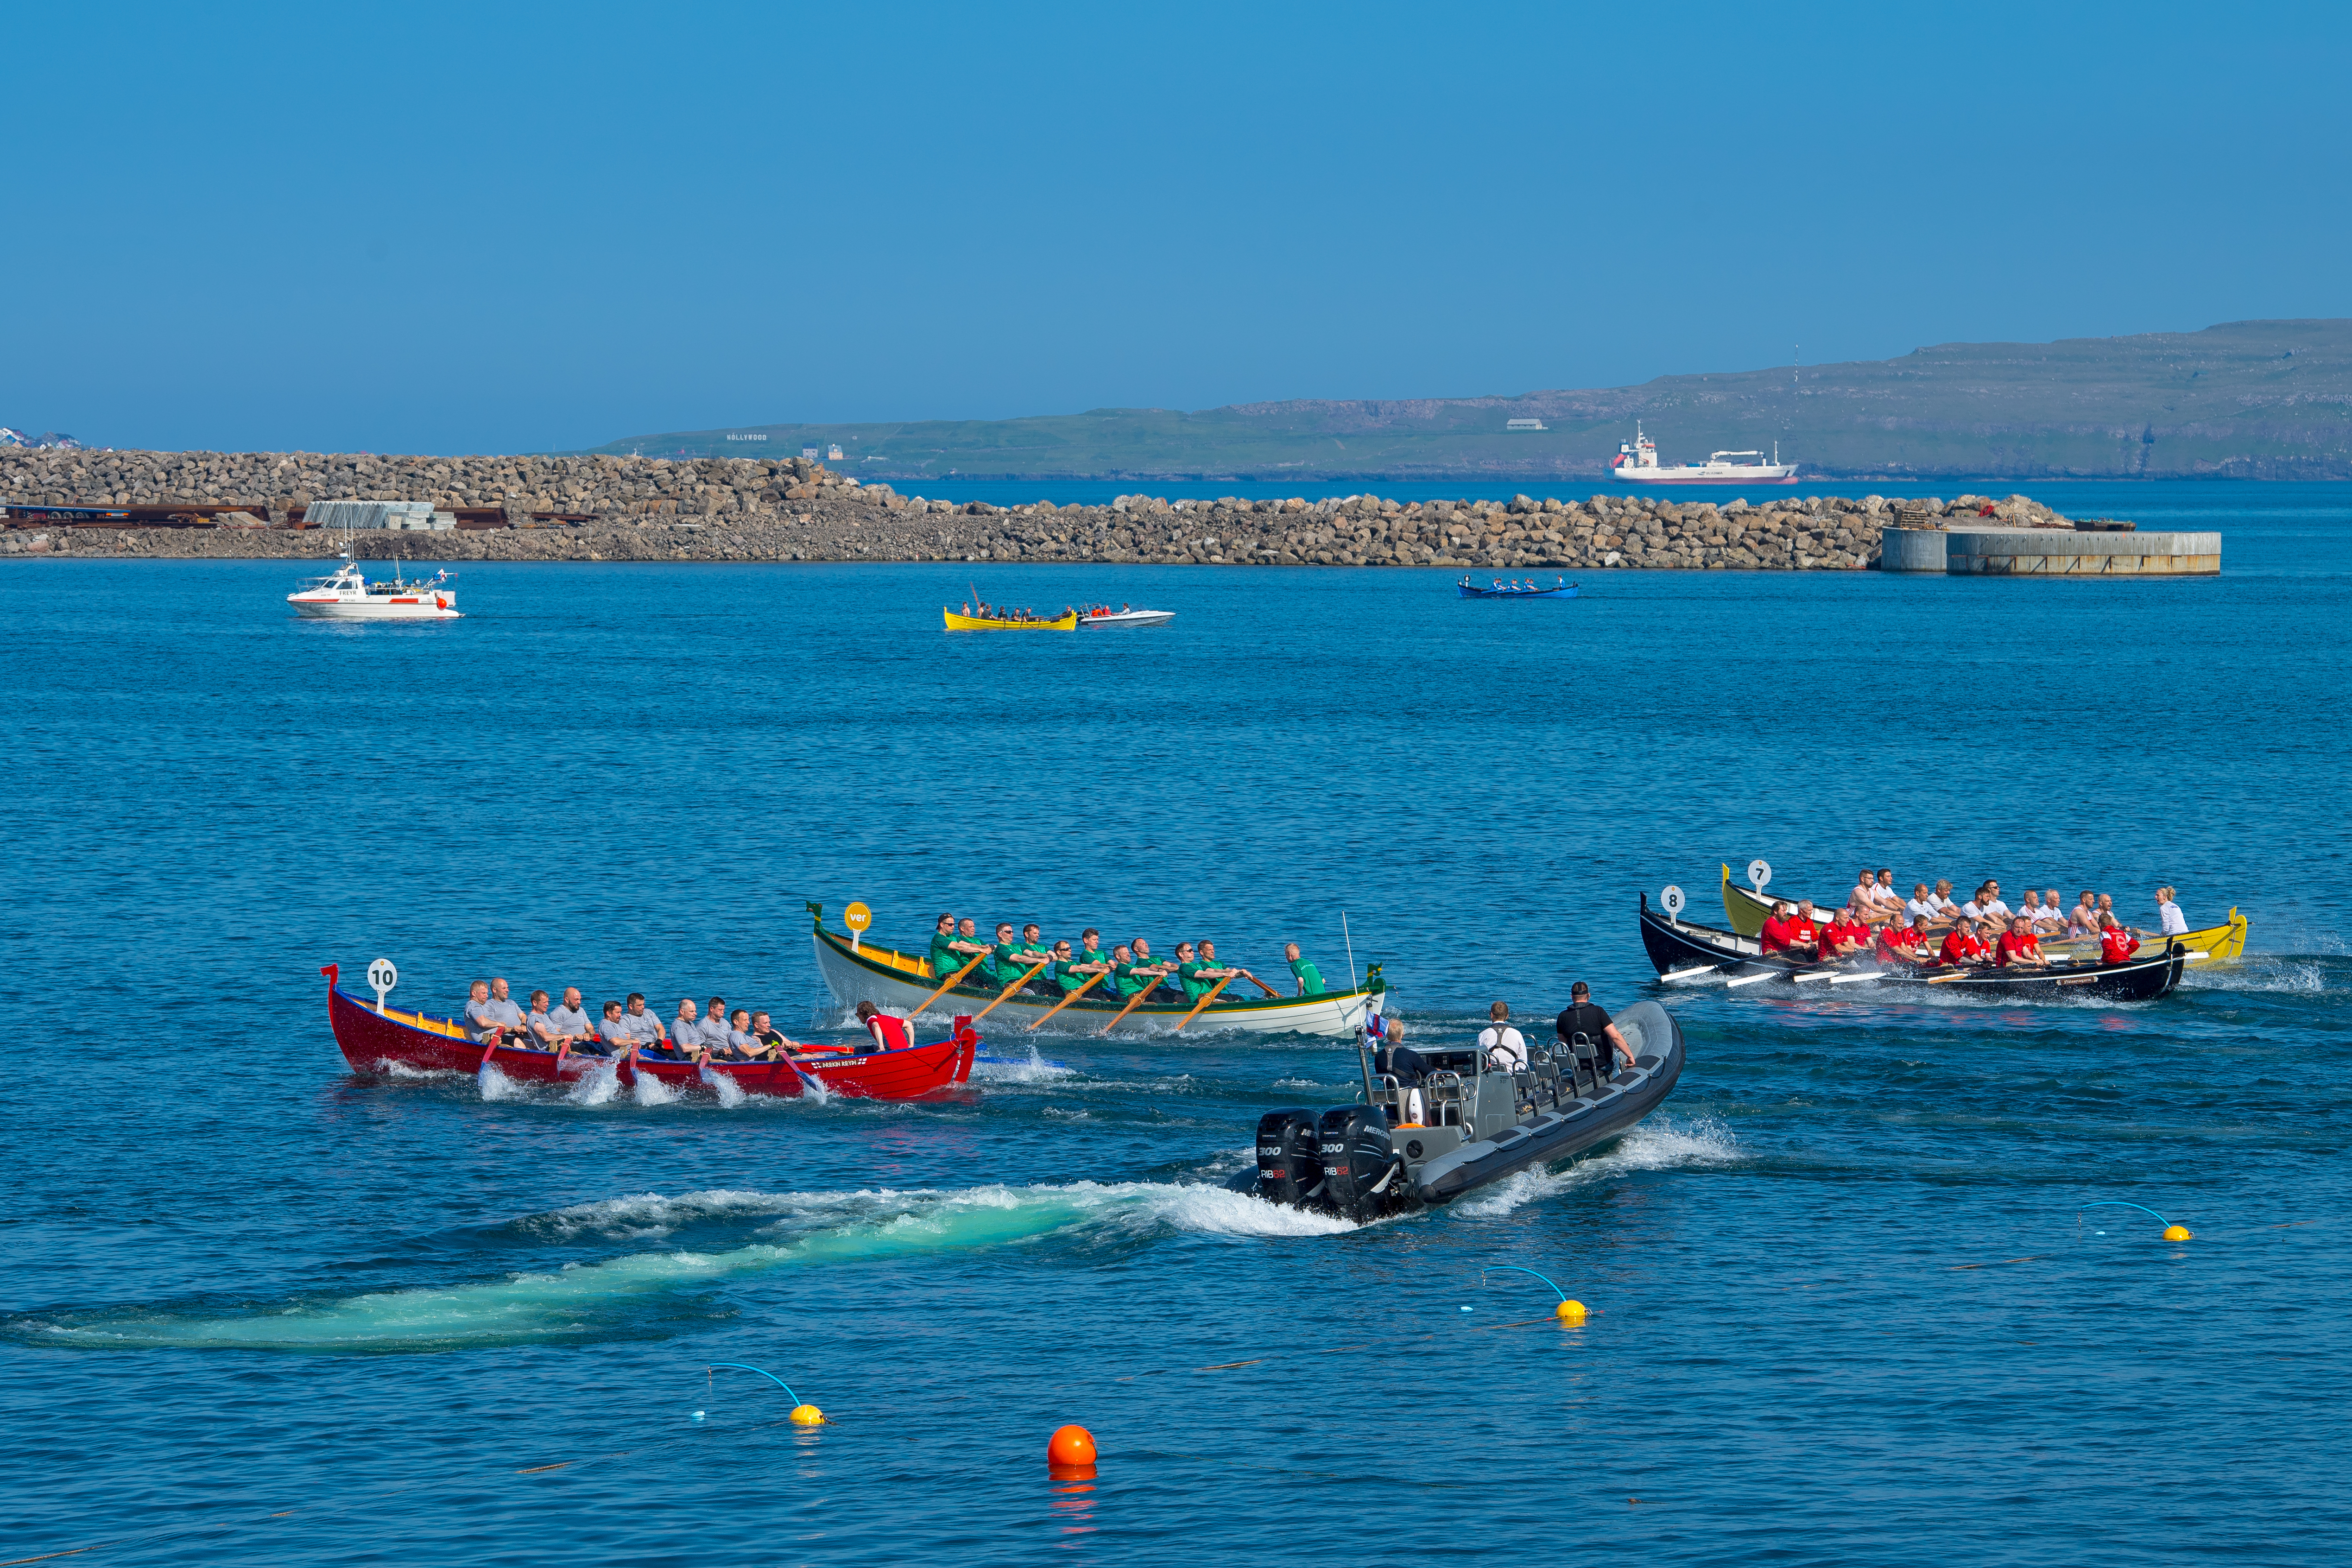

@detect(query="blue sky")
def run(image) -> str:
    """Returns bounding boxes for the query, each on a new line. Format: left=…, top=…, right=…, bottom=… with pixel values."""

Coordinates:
left=7, top=0, right=2347, bottom=454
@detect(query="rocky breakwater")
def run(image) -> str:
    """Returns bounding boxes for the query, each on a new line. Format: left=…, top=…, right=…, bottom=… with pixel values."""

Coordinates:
left=1, top=445, right=2074, bottom=570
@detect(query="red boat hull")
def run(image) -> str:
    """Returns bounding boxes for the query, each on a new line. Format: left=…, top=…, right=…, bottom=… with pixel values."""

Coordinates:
left=322, top=967, right=977, bottom=1100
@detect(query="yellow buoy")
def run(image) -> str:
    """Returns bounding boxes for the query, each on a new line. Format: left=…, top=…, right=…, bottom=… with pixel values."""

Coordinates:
left=2162, top=1225, right=2193, bottom=1241
left=789, top=1404, right=825, bottom=1426
left=1556, top=1299, right=1587, bottom=1323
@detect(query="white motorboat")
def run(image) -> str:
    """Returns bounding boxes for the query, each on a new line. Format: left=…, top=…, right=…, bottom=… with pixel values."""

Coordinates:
left=1609, top=422, right=1799, bottom=486
left=287, top=556, right=462, bottom=620
left=1079, top=604, right=1175, bottom=628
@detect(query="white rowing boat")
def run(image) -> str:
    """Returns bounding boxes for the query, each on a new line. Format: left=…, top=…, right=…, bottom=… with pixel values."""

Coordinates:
left=807, top=911, right=1373, bottom=1036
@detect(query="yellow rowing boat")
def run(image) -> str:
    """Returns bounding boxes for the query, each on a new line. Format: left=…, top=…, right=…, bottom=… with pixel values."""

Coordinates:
left=1715, top=862, right=2249, bottom=961
left=943, top=607, right=1078, bottom=631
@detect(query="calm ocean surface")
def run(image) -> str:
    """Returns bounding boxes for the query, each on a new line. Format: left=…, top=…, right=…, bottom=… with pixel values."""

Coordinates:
left=5, top=481, right=2349, bottom=1566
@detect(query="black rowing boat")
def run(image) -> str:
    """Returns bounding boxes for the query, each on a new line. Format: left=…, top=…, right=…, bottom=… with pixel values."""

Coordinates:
left=1637, top=894, right=2187, bottom=1000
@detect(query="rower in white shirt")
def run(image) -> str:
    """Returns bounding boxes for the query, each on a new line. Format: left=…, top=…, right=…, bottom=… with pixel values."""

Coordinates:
left=2156, top=885, right=2188, bottom=936
left=1904, top=882, right=1949, bottom=930
left=1851, top=867, right=1903, bottom=923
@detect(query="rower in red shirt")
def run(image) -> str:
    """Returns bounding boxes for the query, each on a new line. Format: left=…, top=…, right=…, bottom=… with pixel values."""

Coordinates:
left=2099, top=914, right=2140, bottom=966
left=1878, top=915, right=1931, bottom=961
left=1994, top=916, right=2046, bottom=968
left=1779, top=899, right=1822, bottom=962
left=1758, top=899, right=1796, bottom=956
left=1937, top=918, right=1992, bottom=967
left=1819, top=905, right=1871, bottom=964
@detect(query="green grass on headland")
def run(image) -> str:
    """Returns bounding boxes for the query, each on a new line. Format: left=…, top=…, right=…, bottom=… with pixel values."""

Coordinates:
left=579, top=320, right=2352, bottom=481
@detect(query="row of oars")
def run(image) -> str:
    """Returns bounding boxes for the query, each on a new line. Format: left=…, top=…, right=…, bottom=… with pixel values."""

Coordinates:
left=898, top=950, right=1274, bottom=1036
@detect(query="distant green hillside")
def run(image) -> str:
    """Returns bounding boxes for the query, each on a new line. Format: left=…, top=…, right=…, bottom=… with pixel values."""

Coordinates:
left=583, top=319, right=2352, bottom=481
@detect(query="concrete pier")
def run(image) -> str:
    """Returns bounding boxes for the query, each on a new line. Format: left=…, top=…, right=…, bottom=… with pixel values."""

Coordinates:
left=1878, top=527, right=2220, bottom=576
left=1878, top=529, right=1950, bottom=573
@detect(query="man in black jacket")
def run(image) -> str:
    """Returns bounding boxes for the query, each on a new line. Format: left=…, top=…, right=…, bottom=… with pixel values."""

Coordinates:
left=1555, top=982, right=1633, bottom=1078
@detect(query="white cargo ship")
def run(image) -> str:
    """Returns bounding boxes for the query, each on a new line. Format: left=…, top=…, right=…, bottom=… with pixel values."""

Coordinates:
left=1608, top=423, right=1799, bottom=486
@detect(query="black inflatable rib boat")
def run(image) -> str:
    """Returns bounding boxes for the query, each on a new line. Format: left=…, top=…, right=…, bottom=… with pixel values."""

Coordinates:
left=1252, top=1000, right=1684, bottom=1221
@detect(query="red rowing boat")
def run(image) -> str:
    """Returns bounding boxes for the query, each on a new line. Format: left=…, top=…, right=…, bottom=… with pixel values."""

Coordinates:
left=322, top=964, right=979, bottom=1100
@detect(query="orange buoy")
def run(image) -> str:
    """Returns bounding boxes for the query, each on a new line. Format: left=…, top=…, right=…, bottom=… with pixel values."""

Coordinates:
left=1048, top=1424, right=1097, bottom=1467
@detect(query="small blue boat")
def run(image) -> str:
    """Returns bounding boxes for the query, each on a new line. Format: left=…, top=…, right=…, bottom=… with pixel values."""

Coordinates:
left=1457, top=576, right=1578, bottom=600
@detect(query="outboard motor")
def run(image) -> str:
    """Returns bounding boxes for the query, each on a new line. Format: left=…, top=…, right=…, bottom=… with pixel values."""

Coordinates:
left=1256, top=1108, right=1326, bottom=1207
left=1315, top=1105, right=1404, bottom=1222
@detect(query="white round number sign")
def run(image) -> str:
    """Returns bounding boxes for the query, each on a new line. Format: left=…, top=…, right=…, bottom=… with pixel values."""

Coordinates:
left=1747, top=859, right=1772, bottom=891
left=1661, top=885, right=1687, bottom=917
left=367, top=957, right=399, bottom=994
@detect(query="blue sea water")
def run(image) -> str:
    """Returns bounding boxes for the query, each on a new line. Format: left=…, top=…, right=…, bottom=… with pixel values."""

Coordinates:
left=4, top=484, right=2350, bottom=1566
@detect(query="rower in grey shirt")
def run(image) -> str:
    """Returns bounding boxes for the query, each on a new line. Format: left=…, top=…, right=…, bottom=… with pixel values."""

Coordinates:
left=464, top=979, right=527, bottom=1043
left=617, top=994, right=667, bottom=1044
left=547, top=988, right=594, bottom=1041
left=669, top=999, right=706, bottom=1050
left=598, top=1003, right=634, bottom=1049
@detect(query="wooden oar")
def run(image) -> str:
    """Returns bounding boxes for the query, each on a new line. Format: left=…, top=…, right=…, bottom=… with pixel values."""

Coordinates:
left=1239, top=972, right=1282, bottom=998
left=1725, top=967, right=1787, bottom=988
left=1095, top=972, right=1167, bottom=1036
left=972, top=959, right=1053, bottom=1023
left=1170, top=974, right=1235, bottom=1033
left=905, top=952, right=990, bottom=1018
left=1026, top=969, right=1107, bottom=1030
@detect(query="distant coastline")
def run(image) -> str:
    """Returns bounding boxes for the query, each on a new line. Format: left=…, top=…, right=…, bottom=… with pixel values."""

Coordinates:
left=577, top=319, right=2352, bottom=482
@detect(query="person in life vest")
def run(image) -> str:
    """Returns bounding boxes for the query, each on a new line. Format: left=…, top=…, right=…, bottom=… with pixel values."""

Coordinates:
left=2099, top=913, right=2141, bottom=966
left=854, top=1000, right=912, bottom=1052
left=1937, top=918, right=1993, bottom=967
left=1994, top=916, right=2047, bottom=968
left=1878, top=914, right=1932, bottom=962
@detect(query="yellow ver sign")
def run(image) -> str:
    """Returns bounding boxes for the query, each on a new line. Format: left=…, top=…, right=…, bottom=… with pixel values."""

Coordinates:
left=844, top=902, right=873, bottom=949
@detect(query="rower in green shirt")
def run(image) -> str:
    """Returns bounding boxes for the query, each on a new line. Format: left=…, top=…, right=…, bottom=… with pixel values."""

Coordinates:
left=1285, top=942, right=1326, bottom=996
left=1110, top=943, right=1156, bottom=999
left=1173, top=942, right=1210, bottom=1000
left=929, top=913, right=987, bottom=982
left=984, top=923, right=1027, bottom=987
left=1127, top=937, right=1179, bottom=1002
left=1069, top=927, right=1112, bottom=984
left=1011, top=923, right=1056, bottom=993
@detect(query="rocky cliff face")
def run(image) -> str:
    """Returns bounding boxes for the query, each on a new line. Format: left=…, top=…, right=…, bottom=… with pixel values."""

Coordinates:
left=1, top=446, right=2070, bottom=569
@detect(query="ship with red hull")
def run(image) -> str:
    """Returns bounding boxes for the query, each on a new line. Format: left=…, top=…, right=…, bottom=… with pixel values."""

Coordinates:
left=322, top=965, right=978, bottom=1100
